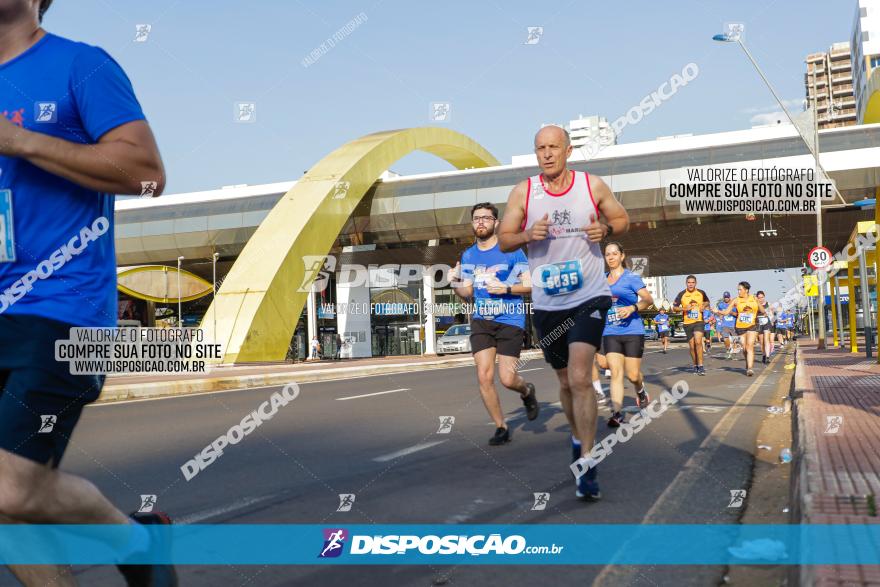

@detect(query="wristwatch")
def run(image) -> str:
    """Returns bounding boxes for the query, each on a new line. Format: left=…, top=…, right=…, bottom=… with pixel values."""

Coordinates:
left=506, top=286, right=512, bottom=295
left=605, top=223, right=614, bottom=237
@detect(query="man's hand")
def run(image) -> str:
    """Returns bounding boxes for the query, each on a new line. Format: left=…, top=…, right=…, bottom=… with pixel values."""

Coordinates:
left=584, top=219, right=608, bottom=242
left=0, top=115, right=28, bottom=157
left=485, top=274, right=507, bottom=295
left=448, top=262, right=461, bottom=283
left=526, top=213, right=550, bottom=242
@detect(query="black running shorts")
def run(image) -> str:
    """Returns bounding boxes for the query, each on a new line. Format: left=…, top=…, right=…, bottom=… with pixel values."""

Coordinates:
left=533, top=296, right=611, bottom=370
left=470, top=318, right=525, bottom=358
left=0, top=315, right=105, bottom=467
left=602, top=334, right=645, bottom=358
left=684, top=321, right=705, bottom=341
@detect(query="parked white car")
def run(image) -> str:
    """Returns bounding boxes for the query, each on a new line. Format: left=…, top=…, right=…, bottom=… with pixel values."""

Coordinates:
left=436, top=324, right=471, bottom=355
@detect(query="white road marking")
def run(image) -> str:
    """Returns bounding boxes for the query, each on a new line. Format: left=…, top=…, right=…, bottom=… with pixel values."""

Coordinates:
left=519, top=367, right=544, bottom=372
left=373, top=440, right=448, bottom=462
left=593, top=355, right=780, bottom=585
left=177, top=494, right=277, bottom=524
left=336, top=388, right=410, bottom=401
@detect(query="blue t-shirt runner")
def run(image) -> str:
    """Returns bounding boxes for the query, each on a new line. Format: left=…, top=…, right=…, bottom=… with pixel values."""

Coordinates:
left=604, top=269, right=646, bottom=337
left=655, top=312, right=670, bottom=334
left=0, top=33, right=145, bottom=327
left=717, top=301, right=736, bottom=329
left=460, top=243, right=528, bottom=329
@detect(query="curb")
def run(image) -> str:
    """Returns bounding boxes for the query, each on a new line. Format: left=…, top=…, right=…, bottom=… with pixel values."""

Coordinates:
left=791, top=343, right=817, bottom=587
left=97, top=350, right=545, bottom=403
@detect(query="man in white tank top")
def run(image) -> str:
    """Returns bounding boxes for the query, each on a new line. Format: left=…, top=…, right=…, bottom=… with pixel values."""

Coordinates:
left=499, top=125, right=630, bottom=501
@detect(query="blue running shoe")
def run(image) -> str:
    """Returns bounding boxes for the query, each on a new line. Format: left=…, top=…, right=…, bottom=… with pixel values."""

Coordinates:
left=575, top=461, right=601, bottom=501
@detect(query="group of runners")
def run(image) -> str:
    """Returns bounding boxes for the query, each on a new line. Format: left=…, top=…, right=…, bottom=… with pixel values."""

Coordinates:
left=450, top=125, right=798, bottom=504
left=0, top=2, right=804, bottom=583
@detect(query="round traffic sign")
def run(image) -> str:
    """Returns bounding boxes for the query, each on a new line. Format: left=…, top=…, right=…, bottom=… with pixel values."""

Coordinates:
left=808, top=246, right=833, bottom=270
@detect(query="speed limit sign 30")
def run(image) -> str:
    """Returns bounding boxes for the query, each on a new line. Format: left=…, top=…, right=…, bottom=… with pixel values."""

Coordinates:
left=808, top=246, right=833, bottom=270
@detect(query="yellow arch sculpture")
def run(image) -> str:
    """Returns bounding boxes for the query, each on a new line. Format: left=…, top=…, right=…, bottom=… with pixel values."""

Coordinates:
left=201, top=127, right=500, bottom=363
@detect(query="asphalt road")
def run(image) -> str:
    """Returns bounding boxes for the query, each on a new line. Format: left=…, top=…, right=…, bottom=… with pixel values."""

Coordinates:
left=0, top=343, right=792, bottom=587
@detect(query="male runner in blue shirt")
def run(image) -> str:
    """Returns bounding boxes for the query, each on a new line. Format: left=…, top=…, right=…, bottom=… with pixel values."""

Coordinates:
left=0, top=1, right=174, bottom=585
left=451, top=203, right=537, bottom=446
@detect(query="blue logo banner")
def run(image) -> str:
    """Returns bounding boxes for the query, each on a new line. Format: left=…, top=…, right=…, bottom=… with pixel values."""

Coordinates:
left=0, top=524, right=878, bottom=565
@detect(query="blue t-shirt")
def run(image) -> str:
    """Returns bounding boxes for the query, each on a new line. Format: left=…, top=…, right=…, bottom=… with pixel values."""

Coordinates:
left=0, top=34, right=145, bottom=327
left=460, top=243, right=528, bottom=329
left=778, top=312, right=792, bottom=328
left=703, top=308, right=713, bottom=330
left=604, top=269, right=646, bottom=336
left=717, top=302, right=736, bottom=327
left=654, top=313, right=670, bottom=332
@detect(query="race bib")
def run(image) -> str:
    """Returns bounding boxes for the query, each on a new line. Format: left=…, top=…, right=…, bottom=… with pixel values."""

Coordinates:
left=0, top=190, right=15, bottom=263
left=476, top=298, right=503, bottom=320
left=758, top=315, right=769, bottom=325
left=607, top=305, right=622, bottom=325
left=739, top=312, right=754, bottom=324
left=687, top=310, right=700, bottom=320
left=540, top=260, right=583, bottom=296
left=658, top=324, right=669, bottom=332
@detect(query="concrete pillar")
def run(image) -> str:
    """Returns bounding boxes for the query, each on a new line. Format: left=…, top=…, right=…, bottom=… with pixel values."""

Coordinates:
left=336, top=279, right=373, bottom=358
left=423, top=268, right=436, bottom=355
left=847, top=262, right=858, bottom=353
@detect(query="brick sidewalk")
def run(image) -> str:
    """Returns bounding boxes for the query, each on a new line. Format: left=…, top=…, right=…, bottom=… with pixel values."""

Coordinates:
left=793, top=341, right=880, bottom=587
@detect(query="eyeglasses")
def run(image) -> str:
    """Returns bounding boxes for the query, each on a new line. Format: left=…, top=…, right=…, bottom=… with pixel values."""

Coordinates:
left=472, top=216, right=496, bottom=224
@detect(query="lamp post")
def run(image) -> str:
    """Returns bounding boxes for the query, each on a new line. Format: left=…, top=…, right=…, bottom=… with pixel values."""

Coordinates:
left=177, top=256, right=184, bottom=327
left=714, top=27, right=831, bottom=348
left=212, top=252, right=220, bottom=341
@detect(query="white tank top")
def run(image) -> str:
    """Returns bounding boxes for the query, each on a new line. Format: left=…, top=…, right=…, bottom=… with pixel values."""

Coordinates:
left=522, top=170, right=611, bottom=311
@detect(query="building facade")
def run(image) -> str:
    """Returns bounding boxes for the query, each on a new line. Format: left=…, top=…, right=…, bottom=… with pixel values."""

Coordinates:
left=805, top=42, right=857, bottom=129
left=852, top=0, right=880, bottom=122
left=568, top=115, right=616, bottom=151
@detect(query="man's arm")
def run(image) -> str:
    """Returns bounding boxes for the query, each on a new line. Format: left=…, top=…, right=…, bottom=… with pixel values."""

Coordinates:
left=0, top=118, right=165, bottom=196
left=487, top=261, right=531, bottom=295
left=498, top=180, right=549, bottom=252
left=584, top=175, right=629, bottom=242
left=449, top=262, right=474, bottom=299
left=671, top=290, right=685, bottom=312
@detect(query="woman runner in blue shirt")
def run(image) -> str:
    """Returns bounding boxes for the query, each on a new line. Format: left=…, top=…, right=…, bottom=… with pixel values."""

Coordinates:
left=596, top=243, right=654, bottom=427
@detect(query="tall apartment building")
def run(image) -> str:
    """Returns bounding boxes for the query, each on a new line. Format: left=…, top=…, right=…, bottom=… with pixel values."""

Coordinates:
left=642, top=276, right=667, bottom=306
left=852, top=0, right=880, bottom=122
left=805, top=42, right=857, bottom=129
left=567, top=115, right=616, bottom=150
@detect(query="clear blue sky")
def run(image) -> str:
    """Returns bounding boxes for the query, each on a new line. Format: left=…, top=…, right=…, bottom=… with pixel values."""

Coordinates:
left=45, top=0, right=856, bottom=195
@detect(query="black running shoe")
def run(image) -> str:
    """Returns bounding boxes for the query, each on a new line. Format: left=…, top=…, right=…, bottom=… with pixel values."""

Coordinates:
left=697, top=366, right=706, bottom=376
left=637, top=388, right=650, bottom=409
left=521, top=383, right=539, bottom=421
left=489, top=426, right=510, bottom=446
left=117, top=512, right=178, bottom=587
left=607, top=411, right=625, bottom=428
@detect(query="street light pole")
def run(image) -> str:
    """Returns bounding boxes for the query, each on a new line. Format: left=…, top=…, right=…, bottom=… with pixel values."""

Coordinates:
left=177, top=256, right=184, bottom=327
left=714, top=29, right=830, bottom=347
left=212, top=252, right=219, bottom=341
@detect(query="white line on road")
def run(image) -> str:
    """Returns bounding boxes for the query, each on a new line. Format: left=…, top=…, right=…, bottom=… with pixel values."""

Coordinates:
left=336, top=388, right=410, bottom=401
left=593, top=355, right=781, bottom=586
left=373, top=440, right=448, bottom=462
left=519, top=367, right=544, bottom=372
left=177, top=494, right=278, bottom=524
